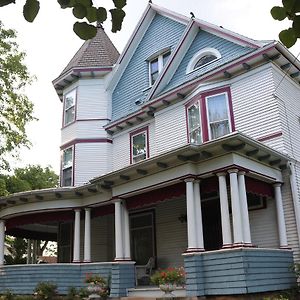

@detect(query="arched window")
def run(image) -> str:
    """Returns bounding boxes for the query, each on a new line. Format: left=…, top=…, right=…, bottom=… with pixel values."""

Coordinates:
left=186, top=48, right=221, bottom=74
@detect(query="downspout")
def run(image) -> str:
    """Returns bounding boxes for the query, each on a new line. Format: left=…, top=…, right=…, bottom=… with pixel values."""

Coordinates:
left=288, top=161, right=300, bottom=249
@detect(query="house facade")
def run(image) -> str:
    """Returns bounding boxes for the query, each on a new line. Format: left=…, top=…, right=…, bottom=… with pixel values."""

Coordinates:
left=0, top=3, right=300, bottom=297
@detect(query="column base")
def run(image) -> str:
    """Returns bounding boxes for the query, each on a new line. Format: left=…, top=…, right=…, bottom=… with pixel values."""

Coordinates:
left=222, top=244, right=233, bottom=249
left=114, top=258, right=133, bottom=262
left=83, top=259, right=91, bottom=263
left=184, top=247, right=205, bottom=253
left=279, top=245, right=291, bottom=250
left=72, top=260, right=81, bottom=263
left=232, top=243, right=255, bottom=248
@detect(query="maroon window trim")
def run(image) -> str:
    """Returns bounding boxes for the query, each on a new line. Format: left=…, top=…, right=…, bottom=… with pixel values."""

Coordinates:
left=129, top=126, right=150, bottom=164
left=62, top=87, right=77, bottom=128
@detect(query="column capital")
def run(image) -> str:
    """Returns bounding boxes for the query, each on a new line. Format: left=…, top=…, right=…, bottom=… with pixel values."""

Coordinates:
left=74, top=208, right=81, bottom=213
left=84, top=207, right=91, bottom=212
left=238, top=170, right=246, bottom=176
left=112, top=197, right=123, bottom=204
left=216, top=172, right=227, bottom=177
left=227, top=168, right=239, bottom=174
left=184, top=177, right=195, bottom=183
left=273, top=182, right=283, bottom=188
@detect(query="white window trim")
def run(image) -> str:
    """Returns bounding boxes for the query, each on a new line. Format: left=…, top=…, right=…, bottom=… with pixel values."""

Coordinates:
left=187, top=101, right=203, bottom=144
left=61, top=146, right=74, bottom=186
left=148, top=50, right=171, bottom=86
left=63, top=89, right=76, bottom=126
left=205, top=92, right=232, bottom=141
left=131, top=128, right=149, bottom=164
left=186, top=48, right=221, bottom=74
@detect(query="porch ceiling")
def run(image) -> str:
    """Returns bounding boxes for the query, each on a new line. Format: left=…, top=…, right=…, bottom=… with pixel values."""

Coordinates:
left=0, top=132, right=289, bottom=213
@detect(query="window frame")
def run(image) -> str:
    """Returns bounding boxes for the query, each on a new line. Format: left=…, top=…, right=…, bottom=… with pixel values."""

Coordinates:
left=148, top=50, right=171, bottom=86
left=186, top=101, right=203, bottom=144
left=63, top=88, right=77, bottom=127
left=130, top=126, right=149, bottom=164
left=185, top=87, right=235, bottom=143
left=61, top=145, right=74, bottom=187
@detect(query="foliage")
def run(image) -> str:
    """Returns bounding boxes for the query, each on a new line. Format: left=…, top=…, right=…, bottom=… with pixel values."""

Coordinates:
left=0, top=0, right=127, bottom=40
left=85, top=273, right=107, bottom=285
left=33, top=282, right=57, bottom=300
left=84, top=274, right=110, bottom=298
left=66, top=287, right=80, bottom=300
left=271, top=0, right=300, bottom=47
left=0, top=290, right=14, bottom=300
left=150, top=267, right=185, bottom=286
left=0, top=21, right=35, bottom=170
left=4, top=236, right=27, bottom=265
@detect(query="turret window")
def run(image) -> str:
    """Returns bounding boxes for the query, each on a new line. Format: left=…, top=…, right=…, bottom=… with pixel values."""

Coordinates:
left=64, top=89, right=76, bottom=126
left=149, top=51, right=171, bottom=86
left=61, top=147, right=73, bottom=186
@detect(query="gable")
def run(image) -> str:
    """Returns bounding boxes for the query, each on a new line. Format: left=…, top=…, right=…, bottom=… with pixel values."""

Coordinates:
left=111, top=13, right=186, bottom=121
left=161, top=29, right=255, bottom=94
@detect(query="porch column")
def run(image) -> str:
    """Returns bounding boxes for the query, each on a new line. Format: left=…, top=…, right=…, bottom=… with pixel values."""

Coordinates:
left=123, top=202, right=131, bottom=260
left=238, top=171, right=252, bottom=245
left=73, top=208, right=81, bottom=262
left=0, top=220, right=5, bottom=265
left=84, top=208, right=91, bottom=262
left=194, top=180, right=204, bottom=250
left=27, top=239, right=32, bottom=264
left=185, top=178, right=197, bottom=251
left=216, top=172, right=232, bottom=247
left=228, top=169, right=243, bottom=245
left=114, top=200, right=124, bottom=259
left=32, top=240, right=37, bottom=264
left=274, top=183, right=288, bottom=248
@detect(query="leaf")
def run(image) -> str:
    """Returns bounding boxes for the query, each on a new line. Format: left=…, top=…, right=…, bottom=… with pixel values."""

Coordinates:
left=23, top=0, right=40, bottom=22
left=292, top=15, right=300, bottom=37
left=110, top=8, right=125, bottom=33
left=271, top=6, right=287, bottom=20
left=113, top=0, right=126, bottom=9
left=279, top=28, right=297, bottom=47
left=282, top=0, right=296, bottom=12
left=0, top=0, right=15, bottom=7
left=73, top=3, right=87, bottom=19
left=86, top=7, right=97, bottom=23
left=57, top=0, right=70, bottom=7
left=97, top=7, right=107, bottom=23
left=73, top=21, right=97, bottom=40
left=75, top=0, right=92, bottom=7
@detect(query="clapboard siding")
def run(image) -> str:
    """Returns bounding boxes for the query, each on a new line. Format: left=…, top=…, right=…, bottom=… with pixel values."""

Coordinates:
left=155, top=103, right=187, bottom=155
left=112, top=14, right=186, bottom=121
left=165, top=30, right=253, bottom=93
left=74, top=143, right=112, bottom=186
left=0, top=263, right=113, bottom=295
left=156, top=197, right=187, bottom=268
left=249, top=199, right=279, bottom=248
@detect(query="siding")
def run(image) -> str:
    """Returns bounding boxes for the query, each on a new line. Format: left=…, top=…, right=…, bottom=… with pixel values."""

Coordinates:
left=112, top=14, right=186, bottom=121
left=155, top=104, right=187, bottom=155
left=75, top=142, right=112, bottom=185
left=164, top=30, right=254, bottom=93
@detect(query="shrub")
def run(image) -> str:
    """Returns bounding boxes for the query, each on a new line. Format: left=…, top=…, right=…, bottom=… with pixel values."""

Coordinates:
left=150, top=267, right=185, bottom=286
left=33, top=282, right=57, bottom=300
left=0, top=290, right=15, bottom=300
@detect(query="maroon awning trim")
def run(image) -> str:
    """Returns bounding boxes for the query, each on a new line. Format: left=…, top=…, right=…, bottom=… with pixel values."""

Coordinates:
left=92, top=204, right=114, bottom=218
left=245, top=177, right=274, bottom=197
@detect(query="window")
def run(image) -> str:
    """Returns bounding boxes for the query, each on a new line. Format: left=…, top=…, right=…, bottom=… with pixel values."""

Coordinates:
left=61, top=147, right=73, bottom=186
left=186, top=87, right=234, bottom=143
left=149, top=51, right=171, bottom=85
left=130, top=127, right=149, bottom=164
left=186, top=48, right=221, bottom=73
left=64, top=89, right=76, bottom=126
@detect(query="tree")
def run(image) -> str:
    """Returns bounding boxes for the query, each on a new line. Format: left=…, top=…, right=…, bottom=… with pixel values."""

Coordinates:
left=271, top=0, right=300, bottom=48
left=0, top=21, right=35, bottom=170
left=0, top=0, right=127, bottom=40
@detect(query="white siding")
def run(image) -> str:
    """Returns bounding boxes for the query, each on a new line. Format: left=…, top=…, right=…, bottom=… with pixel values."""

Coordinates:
left=113, top=131, right=130, bottom=171
left=156, top=197, right=187, bottom=268
left=155, top=104, right=187, bottom=155
left=74, top=143, right=112, bottom=185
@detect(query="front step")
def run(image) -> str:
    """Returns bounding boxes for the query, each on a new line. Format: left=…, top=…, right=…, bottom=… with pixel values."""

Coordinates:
left=126, top=286, right=186, bottom=298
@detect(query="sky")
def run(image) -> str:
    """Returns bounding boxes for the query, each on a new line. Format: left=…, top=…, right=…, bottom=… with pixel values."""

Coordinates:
left=0, top=0, right=299, bottom=174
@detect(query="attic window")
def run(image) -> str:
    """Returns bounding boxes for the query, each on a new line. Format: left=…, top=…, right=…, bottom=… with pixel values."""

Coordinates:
left=186, top=48, right=221, bottom=74
left=148, top=50, right=171, bottom=86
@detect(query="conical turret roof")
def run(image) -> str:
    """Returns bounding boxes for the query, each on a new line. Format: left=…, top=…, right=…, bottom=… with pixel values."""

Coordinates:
left=59, top=24, right=120, bottom=77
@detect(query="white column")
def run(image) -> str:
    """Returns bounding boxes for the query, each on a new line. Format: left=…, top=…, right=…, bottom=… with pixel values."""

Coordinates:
left=73, top=209, right=81, bottom=262
left=193, top=180, right=204, bottom=250
left=0, top=220, right=5, bottom=265
left=27, top=239, right=32, bottom=264
left=32, top=240, right=37, bottom=264
left=228, top=169, right=243, bottom=244
left=274, top=183, right=288, bottom=248
left=185, top=179, right=197, bottom=250
left=84, top=208, right=91, bottom=262
left=123, top=202, right=131, bottom=260
left=217, top=172, right=232, bottom=247
left=238, top=171, right=252, bottom=245
left=114, top=200, right=124, bottom=259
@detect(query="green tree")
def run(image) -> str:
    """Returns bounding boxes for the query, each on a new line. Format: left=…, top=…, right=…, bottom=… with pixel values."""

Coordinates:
left=0, top=21, right=35, bottom=170
left=0, top=0, right=127, bottom=40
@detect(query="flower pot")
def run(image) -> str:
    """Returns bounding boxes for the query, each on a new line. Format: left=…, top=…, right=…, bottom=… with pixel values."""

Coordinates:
left=87, top=284, right=102, bottom=299
left=159, top=283, right=177, bottom=298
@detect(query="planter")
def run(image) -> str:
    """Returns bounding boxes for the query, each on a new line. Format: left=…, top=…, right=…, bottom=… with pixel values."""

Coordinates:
left=87, top=284, right=102, bottom=299
left=159, top=283, right=177, bottom=298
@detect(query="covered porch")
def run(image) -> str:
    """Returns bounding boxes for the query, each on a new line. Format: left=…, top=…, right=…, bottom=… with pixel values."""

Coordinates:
left=0, top=133, right=297, bottom=297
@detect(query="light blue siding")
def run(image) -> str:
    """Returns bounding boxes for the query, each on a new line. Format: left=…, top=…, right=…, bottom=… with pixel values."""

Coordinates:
left=112, top=14, right=186, bottom=121
left=164, top=30, right=254, bottom=93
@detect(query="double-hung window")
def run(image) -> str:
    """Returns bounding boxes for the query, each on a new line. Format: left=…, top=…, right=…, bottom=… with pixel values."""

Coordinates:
left=130, top=127, right=149, bottom=164
left=64, top=89, right=76, bottom=126
left=186, top=87, right=234, bottom=143
left=61, top=147, right=73, bottom=186
left=149, top=51, right=171, bottom=86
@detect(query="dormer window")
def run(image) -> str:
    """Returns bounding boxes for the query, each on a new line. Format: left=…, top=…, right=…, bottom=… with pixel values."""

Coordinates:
left=149, top=51, right=171, bottom=86
left=186, top=48, right=221, bottom=74
left=64, top=89, right=76, bottom=126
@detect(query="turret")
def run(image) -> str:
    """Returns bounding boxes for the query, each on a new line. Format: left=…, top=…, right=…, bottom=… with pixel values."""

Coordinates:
left=52, top=24, right=119, bottom=187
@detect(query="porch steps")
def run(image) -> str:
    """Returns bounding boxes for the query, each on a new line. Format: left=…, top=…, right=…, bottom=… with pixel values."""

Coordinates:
left=126, top=286, right=186, bottom=298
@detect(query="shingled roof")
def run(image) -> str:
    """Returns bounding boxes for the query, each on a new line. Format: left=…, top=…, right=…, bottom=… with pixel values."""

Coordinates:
left=59, top=24, right=120, bottom=77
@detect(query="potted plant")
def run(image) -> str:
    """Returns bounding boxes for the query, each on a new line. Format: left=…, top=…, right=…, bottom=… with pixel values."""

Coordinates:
left=84, top=274, right=110, bottom=299
left=150, top=267, right=185, bottom=297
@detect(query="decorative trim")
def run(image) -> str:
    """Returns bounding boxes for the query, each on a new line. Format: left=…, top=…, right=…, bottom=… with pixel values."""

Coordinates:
left=73, top=67, right=113, bottom=73
left=257, top=131, right=283, bottom=142
left=61, top=138, right=113, bottom=150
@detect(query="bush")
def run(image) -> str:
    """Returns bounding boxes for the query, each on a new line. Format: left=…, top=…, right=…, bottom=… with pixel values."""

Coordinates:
left=0, top=290, right=15, bottom=300
left=33, top=282, right=57, bottom=300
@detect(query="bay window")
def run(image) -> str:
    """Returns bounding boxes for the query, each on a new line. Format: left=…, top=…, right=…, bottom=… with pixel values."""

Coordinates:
left=61, top=147, right=73, bottom=186
left=187, top=103, right=202, bottom=144
left=130, top=127, right=149, bottom=164
left=64, top=89, right=76, bottom=126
